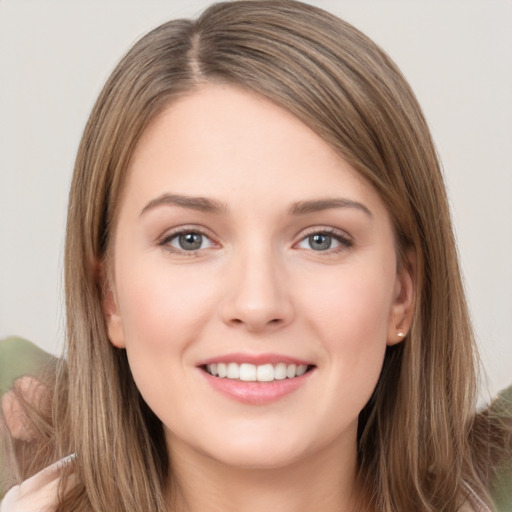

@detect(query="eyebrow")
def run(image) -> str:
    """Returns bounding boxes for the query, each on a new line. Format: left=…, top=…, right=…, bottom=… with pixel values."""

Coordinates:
left=288, top=198, right=373, bottom=217
left=140, top=193, right=228, bottom=216
left=140, top=193, right=372, bottom=218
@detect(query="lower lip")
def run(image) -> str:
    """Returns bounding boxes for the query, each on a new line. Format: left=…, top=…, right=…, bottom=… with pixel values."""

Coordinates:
left=200, top=369, right=314, bottom=405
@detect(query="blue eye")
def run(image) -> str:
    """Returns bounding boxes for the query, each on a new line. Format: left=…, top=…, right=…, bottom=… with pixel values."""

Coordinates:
left=307, top=233, right=335, bottom=251
left=163, top=231, right=214, bottom=252
left=296, top=230, right=352, bottom=252
left=179, top=233, right=202, bottom=250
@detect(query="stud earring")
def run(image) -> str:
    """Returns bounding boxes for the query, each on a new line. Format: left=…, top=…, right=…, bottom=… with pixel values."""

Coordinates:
left=397, top=332, right=405, bottom=338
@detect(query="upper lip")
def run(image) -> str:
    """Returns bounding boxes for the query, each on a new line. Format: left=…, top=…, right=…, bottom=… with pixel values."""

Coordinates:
left=196, top=352, right=314, bottom=367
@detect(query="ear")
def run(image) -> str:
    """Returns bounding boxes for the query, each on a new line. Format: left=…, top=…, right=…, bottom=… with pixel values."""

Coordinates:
left=100, top=265, right=126, bottom=349
left=387, top=250, right=415, bottom=346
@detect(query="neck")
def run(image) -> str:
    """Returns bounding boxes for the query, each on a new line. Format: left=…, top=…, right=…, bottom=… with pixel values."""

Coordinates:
left=165, top=429, right=365, bottom=512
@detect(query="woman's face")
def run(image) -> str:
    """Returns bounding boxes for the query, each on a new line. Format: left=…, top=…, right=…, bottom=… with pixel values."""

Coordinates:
left=105, top=84, right=413, bottom=470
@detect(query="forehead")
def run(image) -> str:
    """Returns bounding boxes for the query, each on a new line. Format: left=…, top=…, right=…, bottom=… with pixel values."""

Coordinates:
left=122, top=84, right=388, bottom=221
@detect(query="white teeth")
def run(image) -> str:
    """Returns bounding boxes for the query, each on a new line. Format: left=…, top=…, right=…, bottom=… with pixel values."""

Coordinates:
left=239, top=363, right=256, bottom=381
left=205, top=362, right=311, bottom=381
left=227, top=362, right=239, bottom=379
left=274, top=363, right=287, bottom=380
left=296, top=365, right=307, bottom=376
left=217, top=363, right=227, bottom=378
left=257, top=364, right=274, bottom=382
left=286, top=364, right=297, bottom=378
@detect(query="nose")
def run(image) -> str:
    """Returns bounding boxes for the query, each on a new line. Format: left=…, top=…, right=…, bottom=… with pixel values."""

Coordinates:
left=219, top=246, right=294, bottom=333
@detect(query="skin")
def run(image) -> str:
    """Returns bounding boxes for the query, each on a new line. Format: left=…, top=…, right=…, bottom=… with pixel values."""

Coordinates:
left=104, top=84, right=414, bottom=512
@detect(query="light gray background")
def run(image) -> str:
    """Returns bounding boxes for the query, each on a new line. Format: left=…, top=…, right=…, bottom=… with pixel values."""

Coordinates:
left=1, top=1, right=511, bottom=400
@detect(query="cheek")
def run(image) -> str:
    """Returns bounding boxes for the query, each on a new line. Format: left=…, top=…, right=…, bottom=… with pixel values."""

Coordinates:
left=115, top=258, right=218, bottom=348
left=299, top=265, right=394, bottom=400
left=303, top=266, right=394, bottom=345
left=113, top=260, right=220, bottom=418
left=112, top=258, right=223, bottom=417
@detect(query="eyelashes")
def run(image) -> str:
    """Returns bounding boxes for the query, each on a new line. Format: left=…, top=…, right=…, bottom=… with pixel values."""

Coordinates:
left=158, top=226, right=218, bottom=255
left=295, top=227, right=353, bottom=253
left=158, top=226, right=353, bottom=256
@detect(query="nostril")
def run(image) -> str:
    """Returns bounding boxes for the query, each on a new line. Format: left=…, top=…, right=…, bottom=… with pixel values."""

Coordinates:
left=229, top=317, right=283, bottom=327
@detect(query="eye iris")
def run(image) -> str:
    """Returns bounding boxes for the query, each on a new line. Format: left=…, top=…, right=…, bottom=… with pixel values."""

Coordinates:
left=179, top=233, right=202, bottom=250
left=309, top=233, right=331, bottom=250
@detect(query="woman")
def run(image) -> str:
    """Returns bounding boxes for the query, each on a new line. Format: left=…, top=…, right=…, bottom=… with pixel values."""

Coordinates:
left=1, top=1, right=510, bottom=510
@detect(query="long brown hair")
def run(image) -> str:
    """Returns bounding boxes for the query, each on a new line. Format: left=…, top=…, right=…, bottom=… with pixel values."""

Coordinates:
left=4, top=1, right=508, bottom=510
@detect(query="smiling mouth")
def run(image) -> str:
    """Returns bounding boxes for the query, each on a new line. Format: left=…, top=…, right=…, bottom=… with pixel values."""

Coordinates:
left=202, top=362, right=315, bottom=382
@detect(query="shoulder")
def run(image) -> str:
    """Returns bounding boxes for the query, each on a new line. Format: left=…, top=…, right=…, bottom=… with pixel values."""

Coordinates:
left=0, top=455, right=75, bottom=512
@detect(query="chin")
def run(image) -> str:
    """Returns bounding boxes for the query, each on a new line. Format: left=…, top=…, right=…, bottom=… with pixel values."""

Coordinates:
left=191, top=420, right=338, bottom=471
left=206, top=441, right=309, bottom=471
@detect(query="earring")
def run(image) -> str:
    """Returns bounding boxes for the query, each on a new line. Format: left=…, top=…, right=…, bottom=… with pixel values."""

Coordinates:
left=397, top=331, right=405, bottom=338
